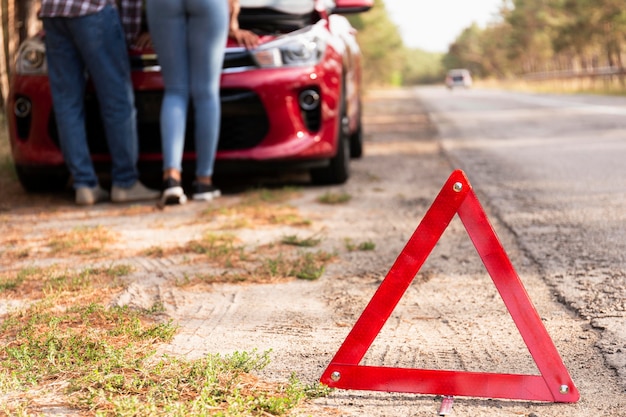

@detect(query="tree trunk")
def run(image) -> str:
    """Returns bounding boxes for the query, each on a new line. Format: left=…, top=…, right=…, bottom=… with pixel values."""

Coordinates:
left=0, top=0, right=40, bottom=109
left=0, top=0, right=12, bottom=107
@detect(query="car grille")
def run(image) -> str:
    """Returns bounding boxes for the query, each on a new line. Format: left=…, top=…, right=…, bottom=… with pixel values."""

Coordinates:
left=48, top=89, right=270, bottom=155
left=130, top=50, right=257, bottom=72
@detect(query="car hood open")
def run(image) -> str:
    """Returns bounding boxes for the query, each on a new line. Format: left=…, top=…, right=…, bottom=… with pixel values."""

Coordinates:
left=240, top=0, right=315, bottom=14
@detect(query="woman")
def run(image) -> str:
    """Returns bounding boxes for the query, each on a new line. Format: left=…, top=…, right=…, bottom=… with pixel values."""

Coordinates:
left=146, top=0, right=259, bottom=205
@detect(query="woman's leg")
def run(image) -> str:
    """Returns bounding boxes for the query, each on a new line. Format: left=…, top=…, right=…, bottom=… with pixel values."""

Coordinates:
left=146, top=0, right=190, bottom=178
left=187, top=0, right=229, bottom=181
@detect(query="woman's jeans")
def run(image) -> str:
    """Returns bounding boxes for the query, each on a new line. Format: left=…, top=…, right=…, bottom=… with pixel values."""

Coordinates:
left=146, top=0, right=228, bottom=178
left=43, top=4, right=139, bottom=189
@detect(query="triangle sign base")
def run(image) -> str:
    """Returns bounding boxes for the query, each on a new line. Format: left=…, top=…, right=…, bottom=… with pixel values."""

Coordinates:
left=320, top=170, right=579, bottom=403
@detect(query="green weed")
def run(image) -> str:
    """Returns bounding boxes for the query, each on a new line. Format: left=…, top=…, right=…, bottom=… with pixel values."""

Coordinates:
left=258, top=250, right=332, bottom=281
left=317, top=191, right=351, bottom=205
left=47, top=225, right=116, bottom=256
left=344, top=238, right=376, bottom=251
left=281, top=234, right=321, bottom=247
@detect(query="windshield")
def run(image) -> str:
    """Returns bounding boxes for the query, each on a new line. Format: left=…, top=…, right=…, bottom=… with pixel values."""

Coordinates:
left=240, top=0, right=315, bottom=14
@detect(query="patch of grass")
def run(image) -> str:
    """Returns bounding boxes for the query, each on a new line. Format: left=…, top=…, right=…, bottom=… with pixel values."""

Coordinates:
left=0, top=264, right=326, bottom=415
left=143, top=245, right=165, bottom=257
left=317, top=191, right=351, bottom=205
left=0, top=301, right=177, bottom=383
left=344, top=238, right=376, bottom=252
left=0, top=230, right=32, bottom=261
left=103, top=263, right=134, bottom=277
left=47, top=225, right=117, bottom=256
left=139, top=229, right=336, bottom=285
left=0, top=266, right=37, bottom=292
left=179, top=236, right=336, bottom=285
left=0, top=297, right=176, bottom=414
left=186, top=232, right=245, bottom=267
left=258, top=250, right=332, bottom=281
left=240, top=187, right=301, bottom=205
left=281, top=234, right=321, bottom=247
left=0, top=276, right=22, bottom=292
left=294, top=251, right=332, bottom=280
left=199, top=187, right=311, bottom=228
left=70, top=349, right=321, bottom=416
left=270, top=212, right=311, bottom=226
left=0, top=264, right=131, bottom=301
left=358, top=241, right=376, bottom=251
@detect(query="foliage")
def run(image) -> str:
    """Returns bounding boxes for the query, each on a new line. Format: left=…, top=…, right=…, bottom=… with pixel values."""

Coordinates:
left=0, top=265, right=330, bottom=415
left=442, top=0, right=626, bottom=84
left=401, top=48, right=446, bottom=85
left=348, top=0, right=405, bottom=87
left=351, top=0, right=626, bottom=87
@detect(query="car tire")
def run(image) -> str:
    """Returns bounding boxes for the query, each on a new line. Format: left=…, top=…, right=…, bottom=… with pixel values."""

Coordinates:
left=349, top=125, right=363, bottom=159
left=349, top=97, right=364, bottom=158
left=310, top=85, right=350, bottom=185
left=15, top=165, right=70, bottom=193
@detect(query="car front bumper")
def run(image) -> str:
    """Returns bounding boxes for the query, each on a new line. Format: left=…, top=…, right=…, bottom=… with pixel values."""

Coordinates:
left=7, top=50, right=344, bottom=171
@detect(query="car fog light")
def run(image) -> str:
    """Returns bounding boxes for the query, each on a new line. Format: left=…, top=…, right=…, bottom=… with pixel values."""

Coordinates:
left=299, top=89, right=320, bottom=111
left=14, top=97, right=32, bottom=118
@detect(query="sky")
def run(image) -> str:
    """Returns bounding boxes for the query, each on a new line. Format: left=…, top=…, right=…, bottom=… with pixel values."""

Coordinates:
left=383, top=0, right=504, bottom=53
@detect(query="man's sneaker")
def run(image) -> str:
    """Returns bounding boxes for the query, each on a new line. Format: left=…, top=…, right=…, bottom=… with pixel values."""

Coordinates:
left=111, top=181, right=160, bottom=203
left=160, top=177, right=187, bottom=206
left=75, top=185, right=110, bottom=206
left=192, top=182, right=221, bottom=201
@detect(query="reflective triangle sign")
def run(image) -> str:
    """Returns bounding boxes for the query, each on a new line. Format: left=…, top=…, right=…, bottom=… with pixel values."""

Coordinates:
left=320, top=170, right=580, bottom=403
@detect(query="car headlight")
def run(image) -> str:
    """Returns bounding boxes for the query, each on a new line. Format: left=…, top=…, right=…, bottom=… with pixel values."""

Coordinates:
left=252, top=27, right=326, bottom=68
left=16, top=37, right=47, bottom=75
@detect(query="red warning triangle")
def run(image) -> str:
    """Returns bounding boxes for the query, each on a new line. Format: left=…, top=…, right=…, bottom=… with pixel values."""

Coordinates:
left=320, top=169, right=579, bottom=403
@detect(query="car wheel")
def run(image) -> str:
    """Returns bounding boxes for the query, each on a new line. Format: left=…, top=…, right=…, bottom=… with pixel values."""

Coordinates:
left=349, top=125, right=363, bottom=159
left=15, top=165, right=70, bottom=193
left=310, top=87, right=350, bottom=185
left=348, top=97, right=363, bottom=159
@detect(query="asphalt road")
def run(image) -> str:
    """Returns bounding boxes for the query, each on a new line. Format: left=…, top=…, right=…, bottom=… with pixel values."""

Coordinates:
left=416, top=85, right=626, bottom=389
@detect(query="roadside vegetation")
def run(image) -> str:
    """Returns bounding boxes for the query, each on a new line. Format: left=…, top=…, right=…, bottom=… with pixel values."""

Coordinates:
left=0, top=161, right=346, bottom=414
left=0, top=163, right=343, bottom=415
left=350, top=0, right=626, bottom=94
left=316, top=191, right=351, bottom=205
left=0, top=262, right=331, bottom=415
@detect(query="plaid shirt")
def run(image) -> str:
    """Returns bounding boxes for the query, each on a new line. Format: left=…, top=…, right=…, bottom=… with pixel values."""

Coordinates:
left=39, top=0, right=143, bottom=44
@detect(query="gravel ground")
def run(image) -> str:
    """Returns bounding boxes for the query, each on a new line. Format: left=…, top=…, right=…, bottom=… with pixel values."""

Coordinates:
left=1, top=88, right=624, bottom=416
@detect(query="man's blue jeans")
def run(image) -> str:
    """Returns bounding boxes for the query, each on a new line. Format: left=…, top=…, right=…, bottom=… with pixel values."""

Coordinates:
left=146, top=0, right=228, bottom=178
left=42, top=4, right=139, bottom=189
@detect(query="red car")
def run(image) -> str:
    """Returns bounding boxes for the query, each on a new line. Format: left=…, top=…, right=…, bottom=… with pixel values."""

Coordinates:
left=7, top=0, right=373, bottom=192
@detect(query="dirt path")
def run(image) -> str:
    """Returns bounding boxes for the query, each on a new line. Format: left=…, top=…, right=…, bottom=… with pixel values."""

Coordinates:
left=1, top=89, right=624, bottom=416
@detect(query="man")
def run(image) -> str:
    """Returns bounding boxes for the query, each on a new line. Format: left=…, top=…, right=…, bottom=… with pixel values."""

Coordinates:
left=39, top=0, right=159, bottom=205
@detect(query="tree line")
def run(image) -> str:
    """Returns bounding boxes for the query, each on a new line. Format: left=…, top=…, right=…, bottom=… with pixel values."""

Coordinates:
left=445, top=0, right=626, bottom=82
left=353, top=0, right=626, bottom=87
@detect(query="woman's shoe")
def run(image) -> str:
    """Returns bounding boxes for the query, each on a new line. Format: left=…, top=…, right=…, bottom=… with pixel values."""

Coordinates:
left=192, top=182, right=221, bottom=201
left=161, top=177, right=187, bottom=205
